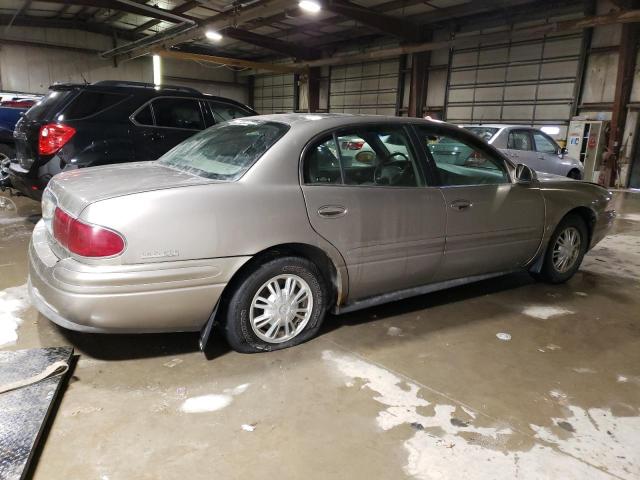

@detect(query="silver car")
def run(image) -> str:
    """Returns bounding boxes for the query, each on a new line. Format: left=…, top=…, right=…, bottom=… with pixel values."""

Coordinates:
left=464, top=125, right=584, bottom=179
left=29, top=114, right=615, bottom=353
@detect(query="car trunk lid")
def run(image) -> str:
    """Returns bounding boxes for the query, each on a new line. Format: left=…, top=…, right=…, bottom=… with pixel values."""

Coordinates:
left=47, top=162, right=211, bottom=217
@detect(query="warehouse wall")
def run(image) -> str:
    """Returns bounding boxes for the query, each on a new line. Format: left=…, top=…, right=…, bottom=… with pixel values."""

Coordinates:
left=0, top=27, right=248, bottom=103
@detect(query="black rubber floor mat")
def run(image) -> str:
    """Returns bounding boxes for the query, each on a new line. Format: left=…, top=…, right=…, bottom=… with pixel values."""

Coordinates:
left=0, top=347, right=73, bottom=480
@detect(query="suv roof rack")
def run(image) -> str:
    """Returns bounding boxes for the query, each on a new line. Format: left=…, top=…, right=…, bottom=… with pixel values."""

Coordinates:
left=91, top=80, right=202, bottom=95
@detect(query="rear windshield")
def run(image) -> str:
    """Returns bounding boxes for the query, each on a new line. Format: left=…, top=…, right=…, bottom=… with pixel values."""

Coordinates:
left=24, top=90, right=74, bottom=121
left=465, top=126, right=499, bottom=142
left=157, top=119, right=289, bottom=181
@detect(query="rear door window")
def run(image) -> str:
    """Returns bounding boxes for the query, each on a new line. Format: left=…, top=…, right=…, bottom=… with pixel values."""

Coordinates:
left=63, top=91, right=127, bottom=120
left=152, top=98, right=205, bottom=130
left=304, top=136, right=342, bottom=185
left=507, top=130, right=533, bottom=151
left=303, top=126, right=424, bottom=187
left=134, top=104, right=154, bottom=126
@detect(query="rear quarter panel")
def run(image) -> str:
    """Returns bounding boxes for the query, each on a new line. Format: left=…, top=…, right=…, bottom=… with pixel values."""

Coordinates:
left=79, top=181, right=349, bottom=297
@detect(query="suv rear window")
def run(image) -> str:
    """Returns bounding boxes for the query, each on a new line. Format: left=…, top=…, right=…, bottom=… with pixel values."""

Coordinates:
left=63, top=91, right=127, bottom=120
left=24, top=90, right=73, bottom=121
left=209, top=101, right=253, bottom=122
left=158, top=119, right=288, bottom=181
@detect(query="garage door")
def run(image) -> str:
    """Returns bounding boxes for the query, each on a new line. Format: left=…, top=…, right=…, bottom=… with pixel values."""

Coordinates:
left=329, top=59, right=399, bottom=115
left=253, top=73, right=295, bottom=114
left=445, top=32, right=583, bottom=137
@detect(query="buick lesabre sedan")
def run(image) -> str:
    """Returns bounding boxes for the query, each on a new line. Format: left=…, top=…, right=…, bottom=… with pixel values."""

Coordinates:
left=29, top=114, right=615, bottom=353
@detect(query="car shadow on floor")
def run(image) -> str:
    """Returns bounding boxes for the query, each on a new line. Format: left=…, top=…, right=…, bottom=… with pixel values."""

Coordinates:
left=55, top=328, right=232, bottom=361
left=318, top=271, right=536, bottom=336
left=54, top=271, right=536, bottom=362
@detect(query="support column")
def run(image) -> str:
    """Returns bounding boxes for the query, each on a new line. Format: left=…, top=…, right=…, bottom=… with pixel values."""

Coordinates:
left=307, top=67, right=321, bottom=113
left=407, top=51, right=429, bottom=118
left=606, top=21, right=639, bottom=186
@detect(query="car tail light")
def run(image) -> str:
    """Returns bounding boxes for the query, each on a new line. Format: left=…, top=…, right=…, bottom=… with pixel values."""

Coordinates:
left=53, top=207, right=125, bottom=257
left=39, top=123, right=75, bottom=156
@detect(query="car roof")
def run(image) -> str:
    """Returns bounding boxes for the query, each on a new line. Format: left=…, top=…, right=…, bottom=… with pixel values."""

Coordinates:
left=464, top=124, right=540, bottom=130
left=48, top=81, right=253, bottom=109
left=252, top=113, right=453, bottom=128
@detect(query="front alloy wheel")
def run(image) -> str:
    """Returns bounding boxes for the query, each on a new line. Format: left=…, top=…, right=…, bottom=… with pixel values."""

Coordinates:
left=551, top=226, right=581, bottom=273
left=533, top=214, right=588, bottom=284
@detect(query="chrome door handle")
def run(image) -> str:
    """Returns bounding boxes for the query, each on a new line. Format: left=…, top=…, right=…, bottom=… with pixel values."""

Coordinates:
left=317, top=205, right=347, bottom=218
left=537, top=156, right=545, bottom=160
left=449, top=199, right=472, bottom=211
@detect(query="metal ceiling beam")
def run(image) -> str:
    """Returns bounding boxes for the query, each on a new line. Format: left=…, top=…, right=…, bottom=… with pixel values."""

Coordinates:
left=154, top=49, right=308, bottom=74
left=0, top=14, right=141, bottom=40
left=131, top=0, right=200, bottom=34
left=4, top=0, right=34, bottom=29
left=293, top=8, right=640, bottom=68
left=322, top=0, right=421, bottom=41
left=110, top=0, right=293, bottom=61
left=223, top=27, right=322, bottom=60
left=36, top=0, right=195, bottom=24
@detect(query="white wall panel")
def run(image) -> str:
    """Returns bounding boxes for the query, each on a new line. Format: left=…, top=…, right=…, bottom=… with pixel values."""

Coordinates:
left=0, top=28, right=247, bottom=103
left=446, top=31, right=583, bottom=128
left=253, top=73, right=295, bottom=114
left=329, top=59, right=399, bottom=116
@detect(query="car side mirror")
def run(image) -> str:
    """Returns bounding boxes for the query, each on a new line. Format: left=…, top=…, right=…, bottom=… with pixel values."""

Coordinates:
left=558, top=147, right=567, bottom=158
left=515, top=163, right=537, bottom=184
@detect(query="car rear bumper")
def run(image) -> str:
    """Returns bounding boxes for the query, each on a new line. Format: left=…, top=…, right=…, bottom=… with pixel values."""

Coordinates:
left=7, top=162, right=46, bottom=200
left=28, top=220, right=250, bottom=333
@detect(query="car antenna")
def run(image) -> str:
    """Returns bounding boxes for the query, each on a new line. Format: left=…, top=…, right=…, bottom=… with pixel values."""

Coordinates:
left=80, top=73, right=89, bottom=85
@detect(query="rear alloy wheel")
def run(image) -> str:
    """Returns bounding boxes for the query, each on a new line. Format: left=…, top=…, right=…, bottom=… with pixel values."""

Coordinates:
left=223, top=256, right=327, bottom=353
left=534, top=214, right=588, bottom=283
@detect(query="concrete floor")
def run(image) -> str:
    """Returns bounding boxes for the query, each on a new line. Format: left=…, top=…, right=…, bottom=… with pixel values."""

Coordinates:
left=1, top=190, right=639, bottom=480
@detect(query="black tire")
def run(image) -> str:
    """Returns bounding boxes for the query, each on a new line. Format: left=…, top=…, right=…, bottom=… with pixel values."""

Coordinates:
left=223, top=256, right=328, bottom=353
left=534, top=214, right=588, bottom=284
left=567, top=169, right=582, bottom=180
left=0, top=143, right=15, bottom=161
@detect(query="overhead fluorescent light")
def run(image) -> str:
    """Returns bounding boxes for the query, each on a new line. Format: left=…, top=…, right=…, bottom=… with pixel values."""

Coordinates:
left=152, top=54, right=161, bottom=86
left=205, top=30, right=223, bottom=41
left=299, top=1, right=321, bottom=13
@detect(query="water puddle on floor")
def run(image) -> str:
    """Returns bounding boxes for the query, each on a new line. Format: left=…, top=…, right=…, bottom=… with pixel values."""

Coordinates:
left=322, top=350, right=639, bottom=480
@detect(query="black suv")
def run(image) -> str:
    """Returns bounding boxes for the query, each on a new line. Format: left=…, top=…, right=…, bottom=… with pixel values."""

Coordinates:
left=6, top=81, right=255, bottom=199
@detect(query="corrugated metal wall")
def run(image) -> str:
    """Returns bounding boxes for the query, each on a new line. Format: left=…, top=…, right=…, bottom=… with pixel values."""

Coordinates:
left=253, top=73, right=295, bottom=114
left=329, top=59, right=399, bottom=115
left=446, top=32, right=583, bottom=136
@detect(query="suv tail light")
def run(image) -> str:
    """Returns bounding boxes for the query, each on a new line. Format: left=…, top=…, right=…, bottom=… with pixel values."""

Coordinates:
left=39, top=123, right=75, bottom=156
left=53, top=208, right=125, bottom=257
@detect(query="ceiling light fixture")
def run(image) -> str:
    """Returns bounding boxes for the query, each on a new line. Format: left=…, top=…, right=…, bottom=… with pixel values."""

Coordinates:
left=205, top=30, right=223, bottom=41
left=299, top=1, right=321, bottom=13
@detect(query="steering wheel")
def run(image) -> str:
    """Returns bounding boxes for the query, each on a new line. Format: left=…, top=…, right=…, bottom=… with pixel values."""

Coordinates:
left=374, top=151, right=412, bottom=185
